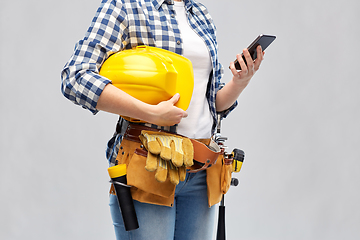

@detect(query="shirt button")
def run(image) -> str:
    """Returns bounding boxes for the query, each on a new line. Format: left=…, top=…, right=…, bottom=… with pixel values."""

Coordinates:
left=171, top=13, right=175, bottom=18
left=177, top=40, right=181, bottom=45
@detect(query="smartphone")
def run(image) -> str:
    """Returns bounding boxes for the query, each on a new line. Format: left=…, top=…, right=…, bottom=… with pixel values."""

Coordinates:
left=234, top=34, right=276, bottom=70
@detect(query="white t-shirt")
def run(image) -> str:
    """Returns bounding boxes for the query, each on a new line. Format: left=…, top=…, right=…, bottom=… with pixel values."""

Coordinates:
left=174, top=1, right=213, bottom=139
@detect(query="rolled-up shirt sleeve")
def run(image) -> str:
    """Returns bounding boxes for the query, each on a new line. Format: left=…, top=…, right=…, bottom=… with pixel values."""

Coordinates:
left=60, top=0, right=128, bottom=114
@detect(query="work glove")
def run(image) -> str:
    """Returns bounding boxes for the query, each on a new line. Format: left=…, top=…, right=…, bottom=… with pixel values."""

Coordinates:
left=139, top=130, right=194, bottom=185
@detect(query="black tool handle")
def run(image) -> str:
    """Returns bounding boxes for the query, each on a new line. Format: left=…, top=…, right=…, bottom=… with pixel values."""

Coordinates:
left=217, top=196, right=226, bottom=240
left=217, top=205, right=226, bottom=240
left=112, top=175, right=139, bottom=231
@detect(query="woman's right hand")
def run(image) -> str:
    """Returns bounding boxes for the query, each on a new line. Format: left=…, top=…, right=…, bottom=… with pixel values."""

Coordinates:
left=147, top=93, right=188, bottom=126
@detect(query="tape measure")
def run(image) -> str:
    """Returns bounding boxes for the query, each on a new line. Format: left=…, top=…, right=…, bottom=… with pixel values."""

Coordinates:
left=231, top=149, right=244, bottom=173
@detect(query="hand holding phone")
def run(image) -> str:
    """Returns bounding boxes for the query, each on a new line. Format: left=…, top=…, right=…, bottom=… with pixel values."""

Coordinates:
left=233, top=34, right=276, bottom=70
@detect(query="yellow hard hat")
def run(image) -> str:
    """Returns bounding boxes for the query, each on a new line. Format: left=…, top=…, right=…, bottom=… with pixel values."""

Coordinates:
left=99, top=46, right=194, bottom=113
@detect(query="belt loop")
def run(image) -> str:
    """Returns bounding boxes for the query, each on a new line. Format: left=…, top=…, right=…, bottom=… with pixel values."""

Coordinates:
left=115, top=116, right=122, bottom=134
left=115, top=117, right=130, bottom=135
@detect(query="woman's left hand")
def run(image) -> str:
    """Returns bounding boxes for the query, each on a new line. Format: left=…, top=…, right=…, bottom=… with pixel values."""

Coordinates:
left=229, top=45, right=264, bottom=88
left=215, top=45, right=265, bottom=112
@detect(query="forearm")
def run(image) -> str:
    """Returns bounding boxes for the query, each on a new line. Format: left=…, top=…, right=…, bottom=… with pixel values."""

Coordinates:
left=96, top=84, right=153, bottom=121
left=96, top=84, right=187, bottom=126
left=215, top=79, right=248, bottom=112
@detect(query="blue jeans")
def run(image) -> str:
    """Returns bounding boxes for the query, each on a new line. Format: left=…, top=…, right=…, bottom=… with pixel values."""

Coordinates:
left=109, top=170, right=216, bottom=240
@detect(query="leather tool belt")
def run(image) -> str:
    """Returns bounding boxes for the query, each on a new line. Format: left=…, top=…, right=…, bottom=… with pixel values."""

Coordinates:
left=122, top=122, right=222, bottom=173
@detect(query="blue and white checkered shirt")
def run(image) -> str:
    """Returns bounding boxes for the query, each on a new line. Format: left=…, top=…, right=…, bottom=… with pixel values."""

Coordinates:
left=61, top=0, right=237, bottom=165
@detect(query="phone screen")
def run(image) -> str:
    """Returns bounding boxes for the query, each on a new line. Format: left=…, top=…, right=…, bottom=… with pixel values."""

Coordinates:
left=234, top=34, right=276, bottom=70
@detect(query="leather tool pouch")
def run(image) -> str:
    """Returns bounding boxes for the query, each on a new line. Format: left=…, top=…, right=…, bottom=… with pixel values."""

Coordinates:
left=220, top=158, right=233, bottom=194
left=114, top=138, right=176, bottom=206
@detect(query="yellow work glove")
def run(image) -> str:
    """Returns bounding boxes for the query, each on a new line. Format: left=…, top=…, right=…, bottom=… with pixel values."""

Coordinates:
left=139, top=130, right=194, bottom=185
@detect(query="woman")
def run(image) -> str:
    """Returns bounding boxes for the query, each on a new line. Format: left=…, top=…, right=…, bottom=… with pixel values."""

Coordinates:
left=61, top=0, right=264, bottom=239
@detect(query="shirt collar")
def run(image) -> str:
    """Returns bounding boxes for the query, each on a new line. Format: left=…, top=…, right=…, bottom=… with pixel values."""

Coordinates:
left=152, top=0, right=173, bottom=10
left=183, top=0, right=194, bottom=12
left=152, top=0, right=194, bottom=11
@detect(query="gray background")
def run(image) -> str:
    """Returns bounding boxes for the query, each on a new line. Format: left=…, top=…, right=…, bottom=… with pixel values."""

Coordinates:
left=1, top=0, right=359, bottom=239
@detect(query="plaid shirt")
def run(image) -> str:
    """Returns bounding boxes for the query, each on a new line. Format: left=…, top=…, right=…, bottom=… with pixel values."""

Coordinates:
left=61, top=0, right=237, bottom=165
